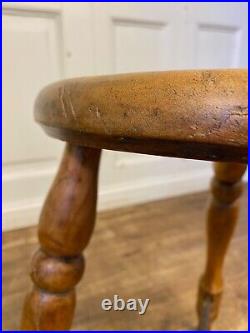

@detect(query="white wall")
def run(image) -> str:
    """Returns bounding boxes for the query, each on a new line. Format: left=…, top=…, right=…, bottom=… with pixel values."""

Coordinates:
left=2, top=2, right=248, bottom=231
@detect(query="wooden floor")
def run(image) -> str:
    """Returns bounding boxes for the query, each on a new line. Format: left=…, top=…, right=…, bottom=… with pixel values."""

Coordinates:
left=3, top=189, right=248, bottom=331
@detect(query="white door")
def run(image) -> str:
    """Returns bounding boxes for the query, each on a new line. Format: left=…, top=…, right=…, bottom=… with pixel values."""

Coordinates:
left=2, top=2, right=247, bottom=230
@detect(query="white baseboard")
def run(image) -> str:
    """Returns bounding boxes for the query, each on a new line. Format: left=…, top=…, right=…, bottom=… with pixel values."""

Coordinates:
left=98, top=170, right=211, bottom=210
left=2, top=170, right=212, bottom=231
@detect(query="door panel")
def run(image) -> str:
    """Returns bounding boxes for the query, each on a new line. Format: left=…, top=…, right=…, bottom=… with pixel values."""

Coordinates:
left=3, top=13, right=63, bottom=164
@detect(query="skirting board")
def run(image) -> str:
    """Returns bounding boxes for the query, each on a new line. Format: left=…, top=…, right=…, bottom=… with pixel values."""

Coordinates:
left=2, top=170, right=214, bottom=231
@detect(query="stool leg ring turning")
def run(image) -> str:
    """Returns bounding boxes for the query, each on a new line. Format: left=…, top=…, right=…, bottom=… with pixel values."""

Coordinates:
left=21, top=144, right=101, bottom=330
left=197, top=162, right=246, bottom=330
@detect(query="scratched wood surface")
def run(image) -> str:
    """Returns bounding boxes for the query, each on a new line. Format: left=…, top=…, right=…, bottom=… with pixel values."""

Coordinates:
left=3, top=189, right=248, bottom=330
left=34, top=69, right=248, bottom=162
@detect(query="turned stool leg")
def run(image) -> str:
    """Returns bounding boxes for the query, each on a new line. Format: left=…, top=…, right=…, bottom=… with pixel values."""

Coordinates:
left=197, top=162, right=247, bottom=330
left=21, top=144, right=101, bottom=330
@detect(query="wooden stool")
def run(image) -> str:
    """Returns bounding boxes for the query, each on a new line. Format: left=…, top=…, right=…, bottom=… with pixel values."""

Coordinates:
left=21, top=69, right=247, bottom=330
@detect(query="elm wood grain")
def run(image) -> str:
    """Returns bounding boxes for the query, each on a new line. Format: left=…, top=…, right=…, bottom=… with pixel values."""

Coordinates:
left=3, top=190, right=247, bottom=330
left=197, top=162, right=247, bottom=330
left=21, top=144, right=101, bottom=330
left=35, top=69, right=248, bottom=163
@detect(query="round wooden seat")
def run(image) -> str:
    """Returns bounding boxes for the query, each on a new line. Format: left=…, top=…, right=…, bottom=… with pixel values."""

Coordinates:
left=35, top=69, right=248, bottom=162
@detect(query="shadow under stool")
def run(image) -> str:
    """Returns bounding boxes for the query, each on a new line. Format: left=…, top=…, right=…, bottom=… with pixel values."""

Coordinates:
left=20, top=69, right=248, bottom=331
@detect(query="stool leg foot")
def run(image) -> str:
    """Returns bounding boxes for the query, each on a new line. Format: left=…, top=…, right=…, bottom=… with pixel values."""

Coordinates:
left=21, top=144, right=101, bottom=331
left=197, top=162, right=246, bottom=330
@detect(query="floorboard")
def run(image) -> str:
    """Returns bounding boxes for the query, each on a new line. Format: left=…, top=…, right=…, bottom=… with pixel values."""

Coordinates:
left=2, top=189, right=248, bottom=331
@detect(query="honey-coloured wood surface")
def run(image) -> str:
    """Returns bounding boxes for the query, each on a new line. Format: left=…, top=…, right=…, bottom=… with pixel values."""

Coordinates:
left=3, top=190, right=247, bottom=331
left=21, top=144, right=101, bottom=330
left=197, top=162, right=247, bottom=330
left=10, top=68, right=249, bottom=330
left=34, top=69, right=248, bottom=163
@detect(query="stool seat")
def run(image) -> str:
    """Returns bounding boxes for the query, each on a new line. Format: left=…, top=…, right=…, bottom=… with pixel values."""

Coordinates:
left=35, top=69, right=248, bottom=162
